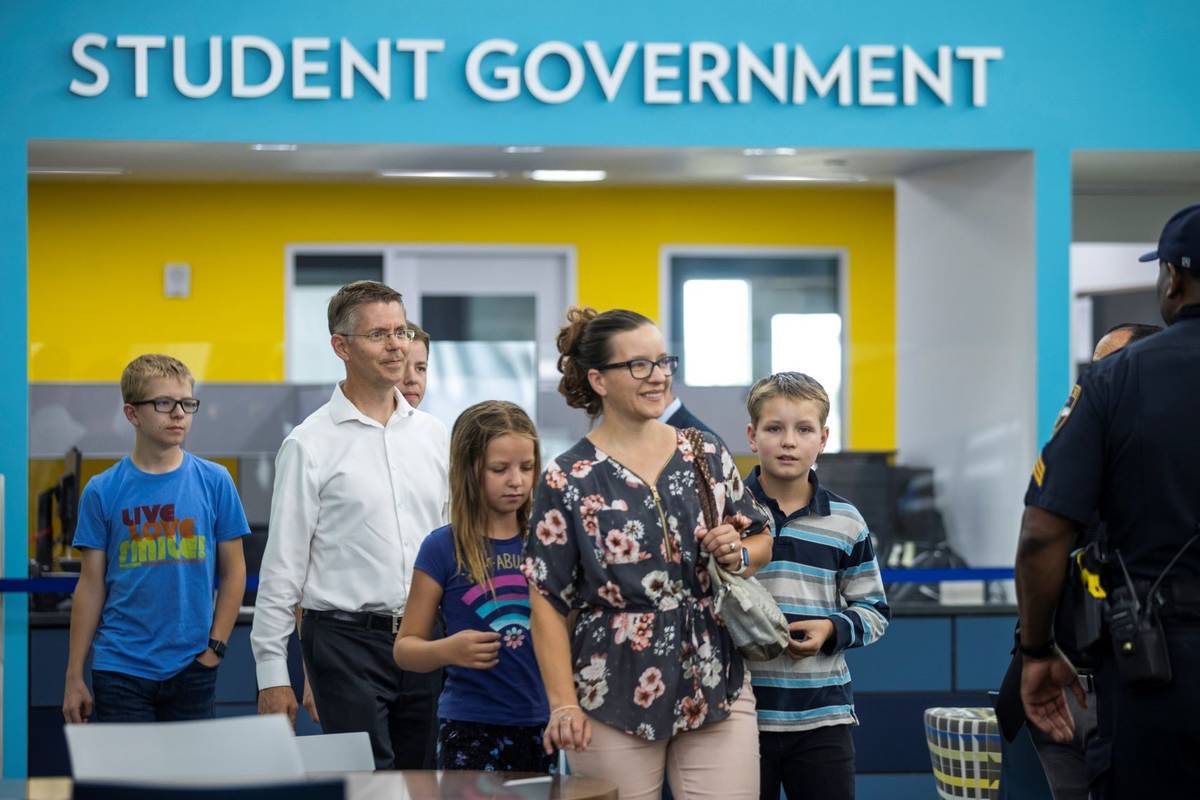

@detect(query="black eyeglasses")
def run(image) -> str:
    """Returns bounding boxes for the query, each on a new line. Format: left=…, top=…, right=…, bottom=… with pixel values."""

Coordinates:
left=596, top=355, right=679, bottom=379
left=339, top=328, right=416, bottom=344
left=130, top=397, right=201, bottom=414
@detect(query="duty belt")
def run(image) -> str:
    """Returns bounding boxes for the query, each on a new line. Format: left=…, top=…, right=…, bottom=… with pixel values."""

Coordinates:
left=1132, top=579, right=1200, bottom=619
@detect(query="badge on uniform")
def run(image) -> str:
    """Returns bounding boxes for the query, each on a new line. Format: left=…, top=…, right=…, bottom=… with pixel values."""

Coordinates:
left=1031, top=384, right=1082, bottom=487
left=1051, top=384, right=1082, bottom=440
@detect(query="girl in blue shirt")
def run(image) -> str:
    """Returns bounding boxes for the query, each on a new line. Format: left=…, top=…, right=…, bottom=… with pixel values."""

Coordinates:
left=394, top=400, right=552, bottom=772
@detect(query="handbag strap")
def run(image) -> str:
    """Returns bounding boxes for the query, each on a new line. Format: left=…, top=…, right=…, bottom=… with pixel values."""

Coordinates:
left=685, top=428, right=719, bottom=531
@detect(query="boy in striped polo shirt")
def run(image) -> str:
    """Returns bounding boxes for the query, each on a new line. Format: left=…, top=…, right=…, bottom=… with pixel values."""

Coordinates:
left=743, top=372, right=890, bottom=800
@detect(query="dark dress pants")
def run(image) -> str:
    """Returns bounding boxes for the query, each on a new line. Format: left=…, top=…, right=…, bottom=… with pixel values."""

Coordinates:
left=760, top=724, right=856, bottom=800
left=1091, top=620, right=1200, bottom=799
left=301, top=613, right=439, bottom=770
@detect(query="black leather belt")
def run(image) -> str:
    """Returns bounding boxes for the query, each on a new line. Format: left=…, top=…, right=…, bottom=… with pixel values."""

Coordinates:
left=1133, top=579, right=1200, bottom=618
left=305, top=609, right=402, bottom=634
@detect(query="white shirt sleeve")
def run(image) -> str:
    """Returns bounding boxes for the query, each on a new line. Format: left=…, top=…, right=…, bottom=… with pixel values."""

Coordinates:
left=250, top=436, right=319, bottom=689
left=439, top=423, right=451, bottom=526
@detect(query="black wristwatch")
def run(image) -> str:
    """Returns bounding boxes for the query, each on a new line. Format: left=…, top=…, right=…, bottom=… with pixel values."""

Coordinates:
left=208, top=638, right=228, bottom=659
left=1018, top=637, right=1057, bottom=660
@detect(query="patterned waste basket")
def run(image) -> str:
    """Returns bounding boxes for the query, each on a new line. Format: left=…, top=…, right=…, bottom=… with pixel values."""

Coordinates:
left=924, top=707, right=1002, bottom=799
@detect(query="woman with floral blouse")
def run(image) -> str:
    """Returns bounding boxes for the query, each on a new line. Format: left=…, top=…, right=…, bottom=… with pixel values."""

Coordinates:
left=523, top=307, right=773, bottom=800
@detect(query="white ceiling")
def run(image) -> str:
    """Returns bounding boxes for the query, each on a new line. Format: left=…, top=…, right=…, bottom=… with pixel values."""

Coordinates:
left=1072, top=151, right=1200, bottom=194
left=26, top=141, right=1200, bottom=193
left=27, top=141, right=983, bottom=186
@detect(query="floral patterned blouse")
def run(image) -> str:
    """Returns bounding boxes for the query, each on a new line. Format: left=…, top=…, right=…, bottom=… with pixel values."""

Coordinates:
left=522, top=428, right=769, bottom=741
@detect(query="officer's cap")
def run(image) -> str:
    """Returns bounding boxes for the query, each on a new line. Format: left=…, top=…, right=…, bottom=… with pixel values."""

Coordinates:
left=1139, top=203, right=1200, bottom=270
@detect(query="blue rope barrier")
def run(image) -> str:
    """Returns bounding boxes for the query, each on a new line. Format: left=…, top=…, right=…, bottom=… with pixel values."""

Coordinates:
left=0, top=570, right=1010, bottom=593
left=881, top=567, right=1014, bottom=582
left=0, top=575, right=261, bottom=593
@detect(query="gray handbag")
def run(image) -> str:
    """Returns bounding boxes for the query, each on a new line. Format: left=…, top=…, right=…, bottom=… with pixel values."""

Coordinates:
left=685, top=428, right=792, bottom=662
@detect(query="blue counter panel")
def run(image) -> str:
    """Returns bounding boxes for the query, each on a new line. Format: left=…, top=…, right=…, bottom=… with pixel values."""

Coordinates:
left=214, top=628, right=261, bottom=703
left=845, top=617, right=952, bottom=692
left=855, top=773, right=938, bottom=800
left=955, top=616, right=1018, bottom=691
left=853, top=691, right=992, bottom=774
left=29, top=629, right=88, bottom=708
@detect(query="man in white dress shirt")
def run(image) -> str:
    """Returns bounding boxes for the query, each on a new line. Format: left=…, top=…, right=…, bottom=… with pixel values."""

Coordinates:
left=251, top=280, right=449, bottom=769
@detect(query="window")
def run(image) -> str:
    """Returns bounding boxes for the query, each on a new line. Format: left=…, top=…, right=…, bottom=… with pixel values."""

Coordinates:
left=681, top=279, right=751, bottom=386
left=667, top=250, right=844, bottom=450
left=287, top=252, right=383, bottom=383
left=419, top=294, right=538, bottom=430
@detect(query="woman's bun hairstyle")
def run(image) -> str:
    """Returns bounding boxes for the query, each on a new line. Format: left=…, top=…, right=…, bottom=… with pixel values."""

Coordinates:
left=556, top=306, right=656, bottom=418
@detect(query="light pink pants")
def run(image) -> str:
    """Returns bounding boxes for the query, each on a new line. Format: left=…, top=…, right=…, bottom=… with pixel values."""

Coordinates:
left=567, top=679, right=760, bottom=800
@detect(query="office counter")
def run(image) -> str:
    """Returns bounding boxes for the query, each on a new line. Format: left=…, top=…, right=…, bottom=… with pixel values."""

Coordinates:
left=29, top=607, right=1018, bottom=799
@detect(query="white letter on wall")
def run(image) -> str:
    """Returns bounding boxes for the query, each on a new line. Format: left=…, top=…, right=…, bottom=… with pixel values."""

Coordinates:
left=858, top=45, right=897, bottom=106
left=524, top=41, right=585, bottom=104
left=232, top=36, right=284, bottom=98
left=792, top=45, right=851, bottom=105
left=737, top=43, right=787, bottom=103
left=466, top=39, right=520, bottom=102
left=955, top=46, right=1003, bottom=107
left=644, top=42, right=682, bottom=104
left=115, top=34, right=166, bottom=98
left=688, top=42, right=732, bottom=103
left=341, top=39, right=391, bottom=99
left=292, top=37, right=331, bottom=99
left=902, top=45, right=952, bottom=105
left=583, top=41, right=637, bottom=102
left=172, top=36, right=223, bottom=99
left=69, top=33, right=109, bottom=97
left=395, top=39, right=445, bottom=101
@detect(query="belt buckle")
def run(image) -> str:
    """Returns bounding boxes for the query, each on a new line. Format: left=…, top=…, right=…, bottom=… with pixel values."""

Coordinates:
left=391, top=610, right=402, bottom=635
left=1078, top=672, right=1095, bottom=694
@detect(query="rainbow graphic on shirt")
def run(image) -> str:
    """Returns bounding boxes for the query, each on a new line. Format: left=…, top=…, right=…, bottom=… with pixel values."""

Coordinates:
left=462, top=562, right=532, bottom=650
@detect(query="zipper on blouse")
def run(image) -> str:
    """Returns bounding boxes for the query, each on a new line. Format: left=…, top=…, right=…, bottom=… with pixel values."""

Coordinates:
left=650, top=486, right=674, bottom=561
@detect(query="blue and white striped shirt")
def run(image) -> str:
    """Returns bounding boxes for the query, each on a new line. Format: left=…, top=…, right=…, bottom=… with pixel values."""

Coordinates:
left=746, top=467, right=891, bottom=732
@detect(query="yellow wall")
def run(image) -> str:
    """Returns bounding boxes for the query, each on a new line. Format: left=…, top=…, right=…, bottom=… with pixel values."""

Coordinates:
left=28, top=182, right=895, bottom=449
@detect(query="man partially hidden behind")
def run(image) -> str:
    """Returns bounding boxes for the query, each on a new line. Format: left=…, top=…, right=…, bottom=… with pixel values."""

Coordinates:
left=659, top=386, right=721, bottom=441
left=252, top=281, right=449, bottom=769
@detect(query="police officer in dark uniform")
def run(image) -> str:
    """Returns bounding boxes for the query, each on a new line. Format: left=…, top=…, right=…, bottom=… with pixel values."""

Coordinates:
left=1015, top=203, right=1200, bottom=799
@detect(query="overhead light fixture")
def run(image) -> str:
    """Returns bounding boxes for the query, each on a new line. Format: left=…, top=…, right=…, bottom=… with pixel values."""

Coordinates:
left=743, top=147, right=798, bottom=156
left=503, top=145, right=545, bottom=154
left=527, top=169, right=607, bottom=183
left=28, top=167, right=127, bottom=176
left=377, top=170, right=501, bottom=179
left=744, top=174, right=867, bottom=183
left=251, top=143, right=298, bottom=152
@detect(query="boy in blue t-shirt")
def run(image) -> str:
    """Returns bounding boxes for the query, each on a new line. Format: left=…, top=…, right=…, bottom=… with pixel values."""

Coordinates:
left=63, top=354, right=250, bottom=723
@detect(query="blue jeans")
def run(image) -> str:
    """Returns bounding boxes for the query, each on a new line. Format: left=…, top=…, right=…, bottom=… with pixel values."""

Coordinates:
left=91, top=658, right=219, bottom=722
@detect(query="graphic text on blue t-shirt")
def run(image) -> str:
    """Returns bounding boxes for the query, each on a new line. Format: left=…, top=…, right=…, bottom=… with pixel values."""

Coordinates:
left=118, top=502, right=207, bottom=568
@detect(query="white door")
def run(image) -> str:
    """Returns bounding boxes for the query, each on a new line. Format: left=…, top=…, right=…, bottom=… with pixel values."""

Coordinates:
left=385, top=247, right=579, bottom=458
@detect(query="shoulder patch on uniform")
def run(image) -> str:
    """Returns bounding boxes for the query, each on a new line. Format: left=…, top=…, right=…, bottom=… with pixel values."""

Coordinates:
left=1050, top=384, right=1082, bottom=440
left=1032, top=455, right=1046, bottom=487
